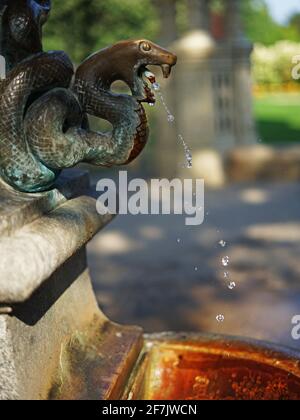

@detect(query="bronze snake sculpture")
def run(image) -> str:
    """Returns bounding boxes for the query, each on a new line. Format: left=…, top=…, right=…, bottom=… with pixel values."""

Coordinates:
left=0, top=0, right=176, bottom=192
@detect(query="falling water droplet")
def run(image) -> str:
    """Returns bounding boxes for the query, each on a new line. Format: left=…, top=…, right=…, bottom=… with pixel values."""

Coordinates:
left=224, top=271, right=230, bottom=279
left=153, top=86, right=192, bottom=169
left=167, top=114, right=175, bottom=123
left=216, top=314, right=225, bottom=323
left=149, top=103, right=155, bottom=107
left=152, top=85, right=173, bottom=120
left=178, top=134, right=192, bottom=169
left=219, top=240, right=226, bottom=248
left=228, top=282, right=236, bottom=290
left=152, top=82, right=160, bottom=91
left=194, top=266, right=198, bottom=271
left=222, top=256, right=230, bottom=267
left=177, top=238, right=181, bottom=244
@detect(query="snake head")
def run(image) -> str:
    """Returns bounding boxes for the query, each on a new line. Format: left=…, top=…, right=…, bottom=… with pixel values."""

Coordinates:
left=129, top=40, right=177, bottom=104
left=76, top=39, right=177, bottom=105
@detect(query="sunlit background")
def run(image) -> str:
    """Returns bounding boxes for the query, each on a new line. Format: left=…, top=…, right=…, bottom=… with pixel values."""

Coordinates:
left=44, top=0, right=300, bottom=349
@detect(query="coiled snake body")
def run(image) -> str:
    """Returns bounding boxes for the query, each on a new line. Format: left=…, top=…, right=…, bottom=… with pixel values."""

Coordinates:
left=0, top=0, right=176, bottom=192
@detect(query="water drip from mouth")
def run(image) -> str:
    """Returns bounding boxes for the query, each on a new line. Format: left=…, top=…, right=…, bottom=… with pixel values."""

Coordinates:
left=155, top=84, right=192, bottom=169
left=144, top=71, right=193, bottom=169
left=216, top=314, right=225, bottom=323
left=228, top=282, right=236, bottom=290
left=222, top=256, right=230, bottom=267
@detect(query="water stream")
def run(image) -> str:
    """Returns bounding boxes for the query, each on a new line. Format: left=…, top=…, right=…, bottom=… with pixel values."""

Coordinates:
left=144, top=71, right=193, bottom=169
left=144, top=70, right=238, bottom=323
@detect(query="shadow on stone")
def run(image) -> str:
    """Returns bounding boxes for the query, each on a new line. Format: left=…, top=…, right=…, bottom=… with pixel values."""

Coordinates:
left=13, top=248, right=86, bottom=326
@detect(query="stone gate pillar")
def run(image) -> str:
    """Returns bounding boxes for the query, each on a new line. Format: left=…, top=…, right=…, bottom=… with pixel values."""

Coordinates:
left=153, top=0, right=178, bottom=45
left=151, top=0, right=255, bottom=184
left=157, top=0, right=215, bottom=184
left=187, top=0, right=210, bottom=31
left=224, top=0, right=256, bottom=146
left=150, top=0, right=178, bottom=177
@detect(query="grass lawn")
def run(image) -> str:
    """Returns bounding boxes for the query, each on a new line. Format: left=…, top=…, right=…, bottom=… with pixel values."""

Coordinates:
left=254, top=93, right=300, bottom=144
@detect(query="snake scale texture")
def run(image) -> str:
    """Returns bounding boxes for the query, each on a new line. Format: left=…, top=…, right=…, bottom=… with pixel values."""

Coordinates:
left=0, top=0, right=176, bottom=192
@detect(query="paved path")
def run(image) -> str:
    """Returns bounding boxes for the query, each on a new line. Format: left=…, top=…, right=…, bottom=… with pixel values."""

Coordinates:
left=87, top=182, right=300, bottom=351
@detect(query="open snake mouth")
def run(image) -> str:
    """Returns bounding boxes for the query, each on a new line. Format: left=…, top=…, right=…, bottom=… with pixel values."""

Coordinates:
left=136, top=64, right=172, bottom=104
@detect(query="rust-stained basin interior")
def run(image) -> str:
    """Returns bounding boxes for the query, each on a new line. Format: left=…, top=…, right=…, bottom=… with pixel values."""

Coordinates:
left=124, top=334, right=300, bottom=400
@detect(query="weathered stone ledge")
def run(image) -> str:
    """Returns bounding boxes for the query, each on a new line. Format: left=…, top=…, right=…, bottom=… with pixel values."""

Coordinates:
left=0, top=195, right=113, bottom=304
left=227, top=145, right=300, bottom=182
left=0, top=170, right=138, bottom=400
left=0, top=169, right=90, bottom=237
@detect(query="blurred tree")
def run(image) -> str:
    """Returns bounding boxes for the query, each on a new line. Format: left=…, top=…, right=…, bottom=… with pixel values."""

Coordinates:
left=241, top=0, right=300, bottom=45
left=241, top=0, right=285, bottom=45
left=289, top=13, right=300, bottom=37
left=43, top=0, right=159, bottom=63
left=43, top=0, right=300, bottom=63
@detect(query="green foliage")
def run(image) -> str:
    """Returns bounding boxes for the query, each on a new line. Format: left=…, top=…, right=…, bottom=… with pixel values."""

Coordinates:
left=210, top=0, right=225, bottom=14
left=252, top=41, right=300, bottom=85
left=254, top=93, right=300, bottom=143
left=241, top=0, right=300, bottom=45
left=176, top=1, right=189, bottom=36
left=42, top=0, right=300, bottom=63
left=43, top=0, right=159, bottom=63
left=289, top=13, right=300, bottom=39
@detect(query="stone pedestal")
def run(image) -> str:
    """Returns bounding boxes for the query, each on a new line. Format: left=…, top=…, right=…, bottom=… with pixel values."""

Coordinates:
left=1, top=171, right=300, bottom=400
left=0, top=171, right=142, bottom=400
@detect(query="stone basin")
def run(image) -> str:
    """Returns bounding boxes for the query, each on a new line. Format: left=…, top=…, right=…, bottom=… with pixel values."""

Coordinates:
left=123, top=333, right=300, bottom=401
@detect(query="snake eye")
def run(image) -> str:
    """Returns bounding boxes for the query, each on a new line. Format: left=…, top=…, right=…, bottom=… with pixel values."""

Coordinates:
left=140, top=42, right=152, bottom=52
